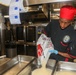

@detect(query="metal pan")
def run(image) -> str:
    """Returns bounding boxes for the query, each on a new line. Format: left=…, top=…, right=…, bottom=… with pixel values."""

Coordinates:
left=0, top=55, right=36, bottom=75
left=53, top=61, right=76, bottom=75
left=30, top=59, right=57, bottom=75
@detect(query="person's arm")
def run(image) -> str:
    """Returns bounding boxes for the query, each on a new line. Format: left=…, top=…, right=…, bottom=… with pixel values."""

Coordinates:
left=58, top=51, right=72, bottom=59
left=49, top=50, right=72, bottom=59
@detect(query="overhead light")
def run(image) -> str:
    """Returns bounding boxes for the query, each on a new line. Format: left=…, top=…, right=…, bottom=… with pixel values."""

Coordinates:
left=4, top=15, right=9, bottom=18
left=53, top=8, right=60, bottom=12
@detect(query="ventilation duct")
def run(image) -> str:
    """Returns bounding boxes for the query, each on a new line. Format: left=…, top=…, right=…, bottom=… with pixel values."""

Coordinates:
left=24, top=0, right=74, bottom=6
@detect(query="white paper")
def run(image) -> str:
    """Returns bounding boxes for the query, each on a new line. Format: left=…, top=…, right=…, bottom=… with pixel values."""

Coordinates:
left=37, top=34, right=54, bottom=65
left=9, top=0, right=26, bottom=24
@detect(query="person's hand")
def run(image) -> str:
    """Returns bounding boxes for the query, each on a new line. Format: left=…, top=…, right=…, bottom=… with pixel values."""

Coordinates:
left=49, top=50, right=58, bottom=54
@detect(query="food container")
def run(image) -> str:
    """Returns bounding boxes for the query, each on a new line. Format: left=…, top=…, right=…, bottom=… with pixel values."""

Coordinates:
left=0, top=55, right=36, bottom=75
left=31, top=59, right=57, bottom=75
left=0, top=58, right=10, bottom=66
left=53, top=61, right=76, bottom=75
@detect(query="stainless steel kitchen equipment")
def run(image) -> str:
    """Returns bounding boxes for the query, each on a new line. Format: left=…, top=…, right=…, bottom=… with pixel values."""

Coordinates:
left=24, top=0, right=74, bottom=6
left=53, top=61, right=76, bottom=75
left=5, top=41, right=17, bottom=58
left=17, top=44, right=25, bottom=55
left=30, top=59, right=57, bottom=75
left=0, top=55, right=36, bottom=75
left=0, top=57, right=10, bottom=66
left=16, top=23, right=47, bottom=56
left=16, top=23, right=46, bottom=42
left=0, top=11, right=6, bottom=55
left=26, top=44, right=37, bottom=57
left=26, top=24, right=45, bottom=43
left=1, top=55, right=76, bottom=75
left=16, top=25, right=24, bottom=41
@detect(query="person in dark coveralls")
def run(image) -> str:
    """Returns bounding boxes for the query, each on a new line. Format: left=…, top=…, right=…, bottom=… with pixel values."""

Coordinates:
left=44, top=5, right=76, bottom=62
